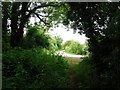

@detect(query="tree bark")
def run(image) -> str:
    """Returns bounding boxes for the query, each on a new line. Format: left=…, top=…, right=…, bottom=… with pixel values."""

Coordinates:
left=9, top=2, right=56, bottom=47
left=10, top=2, right=29, bottom=47
left=2, top=2, right=9, bottom=34
left=10, top=2, right=21, bottom=47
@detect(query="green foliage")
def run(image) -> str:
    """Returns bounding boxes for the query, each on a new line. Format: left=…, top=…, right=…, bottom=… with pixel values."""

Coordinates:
left=2, top=33, right=11, bottom=51
left=47, top=2, right=69, bottom=27
left=3, top=48, right=69, bottom=88
left=65, top=2, right=120, bottom=89
left=20, top=25, right=63, bottom=52
left=21, top=25, right=51, bottom=49
left=74, top=56, right=98, bottom=89
left=2, top=2, right=69, bottom=47
left=63, top=40, right=88, bottom=55
left=54, top=36, right=63, bottom=50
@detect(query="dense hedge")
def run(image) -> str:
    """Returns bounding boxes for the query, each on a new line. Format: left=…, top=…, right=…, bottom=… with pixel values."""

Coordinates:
left=3, top=48, right=69, bottom=89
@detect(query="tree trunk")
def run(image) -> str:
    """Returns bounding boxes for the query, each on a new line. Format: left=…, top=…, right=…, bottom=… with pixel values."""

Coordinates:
left=10, top=2, right=20, bottom=47
left=10, top=2, right=29, bottom=47
left=2, top=2, right=9, bottom=34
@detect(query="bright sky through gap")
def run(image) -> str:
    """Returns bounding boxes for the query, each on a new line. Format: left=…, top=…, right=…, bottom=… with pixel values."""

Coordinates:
left=30, top=17, right=86, bottom=45
left=48, top=24, right=86, bottom=44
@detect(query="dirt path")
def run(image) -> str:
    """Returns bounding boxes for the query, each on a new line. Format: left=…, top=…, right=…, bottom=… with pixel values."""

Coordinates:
left=69, top=62, right=75, bottom=89
left=56, top=51, right=85, bottom=58
left=65, top=57, right=83, bottom=89
left=56, top=51, right=84, bottom=88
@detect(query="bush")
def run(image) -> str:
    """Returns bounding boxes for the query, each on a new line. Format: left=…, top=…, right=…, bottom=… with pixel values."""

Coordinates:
left=74, top=56, right=98, bottom=89
left=63, top=40, right=87, bottom=55
left=21, top=25, right=51, bottom=49
left=3, top=48, right=69, bottom=89
left=74, top=55, right=120, bottom=89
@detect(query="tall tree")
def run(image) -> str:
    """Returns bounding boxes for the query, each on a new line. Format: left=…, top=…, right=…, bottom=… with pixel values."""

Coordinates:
left=64, top=2, right=120, bottom=85
left=2, top=2, right=68, bottom=47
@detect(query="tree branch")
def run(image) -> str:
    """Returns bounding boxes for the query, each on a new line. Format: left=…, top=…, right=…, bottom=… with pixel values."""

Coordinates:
left=32, top=4, right=56, bottom=12
left=39, top=14, right=49, bottom=17
left=25, top=3, right=56, bottom=24
left=34, top=12, right=49, bottom=25
left=27, top=3, right=57, bottom=18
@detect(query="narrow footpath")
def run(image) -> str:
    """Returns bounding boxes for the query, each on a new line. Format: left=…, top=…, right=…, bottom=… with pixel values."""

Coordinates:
left=66, top=57, right=83, bottom=89
left=70, top=62, right=75, bottom=89
left=56, top=51, right=84, bottom=89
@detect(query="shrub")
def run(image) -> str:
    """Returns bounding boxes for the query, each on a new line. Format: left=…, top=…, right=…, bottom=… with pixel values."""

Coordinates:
left=63, top=40, right=87, bottom=55
left=21, top=25, right=51, bottom=49
left=74, top=56, right=98, bottom=89
left=3, top=48, right=69, bottom=89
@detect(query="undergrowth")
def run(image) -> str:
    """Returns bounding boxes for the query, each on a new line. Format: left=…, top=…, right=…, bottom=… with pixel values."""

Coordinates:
left=3, top=48, right=69, bottom=89
left=74, top=56, right=98, bottom=89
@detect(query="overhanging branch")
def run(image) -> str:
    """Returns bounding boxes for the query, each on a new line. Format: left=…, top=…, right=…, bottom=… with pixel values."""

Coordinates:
left=39, top=14, right=49, bottom=17
left=26, top=3, right=57, bottom=25
left=32, top=4, right=56, bottom=11
left=27, top=4, right=57, bottom=16
left=34, top=12, right=49, bottom=25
